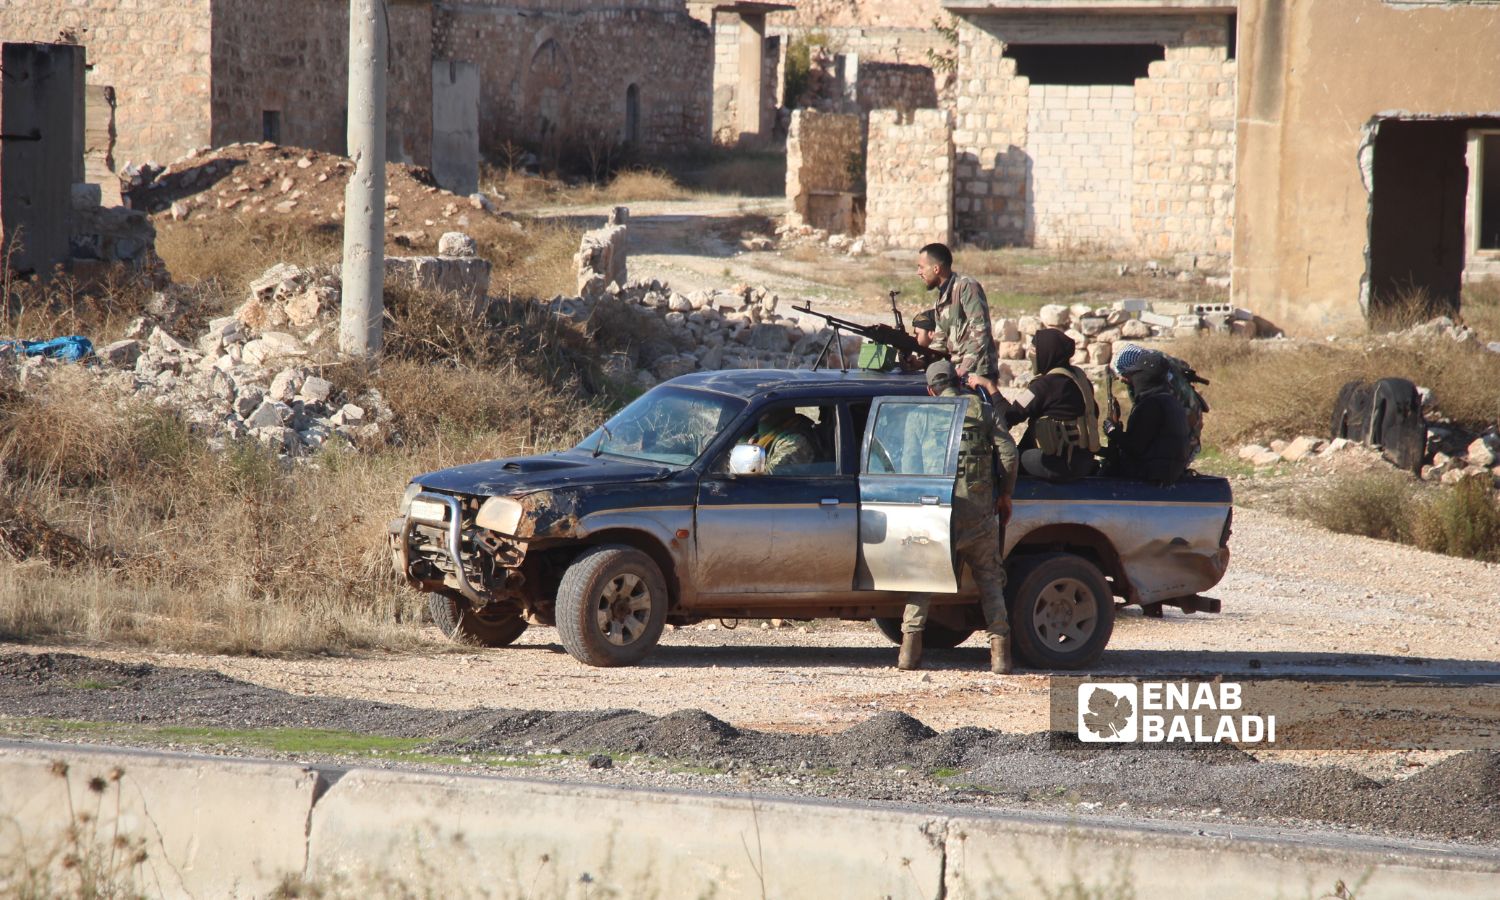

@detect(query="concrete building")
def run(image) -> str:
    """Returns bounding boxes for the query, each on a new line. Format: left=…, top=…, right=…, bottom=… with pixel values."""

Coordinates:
left=941, top=0, right=1237, bottom=266
left=1234, top=0, right=1500, bottom=332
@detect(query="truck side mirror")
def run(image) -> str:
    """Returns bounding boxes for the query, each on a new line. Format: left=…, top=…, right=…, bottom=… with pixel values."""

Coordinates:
left=728, top=444, right=767, bottom=476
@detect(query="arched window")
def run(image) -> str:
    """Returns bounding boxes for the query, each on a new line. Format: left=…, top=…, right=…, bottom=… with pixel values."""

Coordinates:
left=625, top=84, right=641, bottom=146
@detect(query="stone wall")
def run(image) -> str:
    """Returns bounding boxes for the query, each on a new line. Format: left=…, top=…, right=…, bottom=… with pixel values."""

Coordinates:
left=1133, top=34, right=1236, bottom=266
left=435, top=1, right=712, bottom=157
left=951, top=12, right=1234, bottom=261
left=785, top=111, right=863, bottom=233
left=1027, top=84, right=1134, bottom=249
left=770, top=0, right=945, bottom=30
left=711, top=14, right=781, bottom=145
left=0, top=0, right=213, bottom=167
left=863, top=108, right=952, bottom=252
left=209, top=0, right=435, bottom=166
left=857, top=62, right=940, bottom=114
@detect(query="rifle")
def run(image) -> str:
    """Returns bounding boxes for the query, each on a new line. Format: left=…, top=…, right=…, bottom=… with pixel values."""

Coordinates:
left=1104, top=367, right=1122, bottom=427
left=793, top=302, right=948, bottom=371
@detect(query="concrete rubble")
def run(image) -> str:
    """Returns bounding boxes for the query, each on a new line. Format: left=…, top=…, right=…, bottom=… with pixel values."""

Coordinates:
left=1237, top=427, right=1500, bottom=489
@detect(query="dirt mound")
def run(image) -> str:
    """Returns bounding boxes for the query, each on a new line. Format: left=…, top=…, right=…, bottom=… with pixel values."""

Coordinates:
left=128, top=143, right=501, bottom=256
left=3, top=652, right=1497, bottom=843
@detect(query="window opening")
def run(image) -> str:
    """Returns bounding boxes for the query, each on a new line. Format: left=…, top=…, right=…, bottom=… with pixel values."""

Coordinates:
left=1481, top=133, right=1500, bottom=250
left=1227, top=15, right=1237, bottom=61
left=1005, top=44, right=1164, bottom=86
left=625, top=83, right=641, bottom=145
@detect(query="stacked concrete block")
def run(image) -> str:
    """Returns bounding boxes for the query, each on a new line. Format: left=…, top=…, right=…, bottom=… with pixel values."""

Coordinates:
left=1027, top=84, right=1135, bottom=250
left=785, top=110, right=863, bottom=232
left=863, top=109, right=954, bottom=252
left=1131, top=34, right=1237, bottom=268
left=951, top=19, right=1031, bottom=245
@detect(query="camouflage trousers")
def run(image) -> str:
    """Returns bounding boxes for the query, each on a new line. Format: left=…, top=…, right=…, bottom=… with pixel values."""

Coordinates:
left=902, top=515, right=1009, bottom=637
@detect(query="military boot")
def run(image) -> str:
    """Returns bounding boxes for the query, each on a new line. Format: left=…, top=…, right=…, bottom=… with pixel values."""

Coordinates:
left=898, top=632, right=923, bottom=671
left=990, top=635, right=1013, bottom=675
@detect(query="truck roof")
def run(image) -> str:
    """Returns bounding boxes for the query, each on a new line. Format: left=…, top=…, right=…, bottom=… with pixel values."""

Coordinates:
left=669, top=368, right=929, bottom=400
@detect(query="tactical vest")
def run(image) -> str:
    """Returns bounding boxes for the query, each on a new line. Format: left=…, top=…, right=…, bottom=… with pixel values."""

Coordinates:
left=1032, top=366, right=1102, bottom=461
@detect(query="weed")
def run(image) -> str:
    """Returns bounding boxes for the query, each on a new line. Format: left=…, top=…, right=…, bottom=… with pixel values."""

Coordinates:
left=3, top=763, right=151, bottom=900
left=1409, top=477, right=1500, bottom=563
left=1461, top=278, right=1500, bottom=342
left=1368, top=284, right=1456, bottom=333
left=1296, top=471, right=1416, bottom=544
left=930, top=767, right=962, bottom=779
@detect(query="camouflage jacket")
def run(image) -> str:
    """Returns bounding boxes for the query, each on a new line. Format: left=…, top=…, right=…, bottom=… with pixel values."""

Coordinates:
left=756, top=416, right=818, bottom=473
left=943, top=387, right=1018, bottom=529
left=933, top=273, right=997, bottom=379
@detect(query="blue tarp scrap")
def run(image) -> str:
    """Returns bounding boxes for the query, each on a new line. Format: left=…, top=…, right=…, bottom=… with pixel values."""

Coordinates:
left=0, top=336, right=95, bottom=362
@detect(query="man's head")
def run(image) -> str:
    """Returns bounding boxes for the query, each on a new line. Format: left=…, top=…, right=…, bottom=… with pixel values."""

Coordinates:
left=916, top=243, right=953, bottom=290
left=913, top=308, right=936, bottom=348
left=926, top=360, right=957, bottom=395
left=1113, top=344, right=1168, bottom=391
left=1030, top=327, right=1076, bottom=375
left=756, top=406, right=797, bottom=436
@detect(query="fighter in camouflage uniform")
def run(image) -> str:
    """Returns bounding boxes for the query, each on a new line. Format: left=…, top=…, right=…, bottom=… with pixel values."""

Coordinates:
left=917, top=242, right=998, bottom=381
left=899, top=361, right=1020, bottom=674
left=752, top=409, right=818, bottom=474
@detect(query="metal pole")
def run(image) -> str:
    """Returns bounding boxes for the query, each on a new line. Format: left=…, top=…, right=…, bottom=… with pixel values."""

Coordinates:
left=340, top=0, right=387, bottom=358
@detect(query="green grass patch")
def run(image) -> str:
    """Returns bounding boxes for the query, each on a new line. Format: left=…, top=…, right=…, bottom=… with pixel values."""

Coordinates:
left=931, top=767, right=963, bottom=779
left=153, top=726, right=427, bottom=756
left=1192, top=446, right=1257, bottom=478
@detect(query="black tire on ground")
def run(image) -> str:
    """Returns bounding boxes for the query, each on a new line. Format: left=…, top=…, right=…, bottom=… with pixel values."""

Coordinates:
left=555, top=544, right=669, bottom=667
left=1006, top=553, right=1115, bottom=670
left=428, top=592, right=529, bottom=647
left=872, top=617, right=976, bottom=650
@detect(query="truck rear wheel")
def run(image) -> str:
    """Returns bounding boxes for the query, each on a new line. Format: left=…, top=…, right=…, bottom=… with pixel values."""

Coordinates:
left=872, top=618, right=975, bottom=650
left=556, top=545, right=668, bottom=667
left=1006, top=554, right=1114, bottom=670
left=428, top=592, right=529, bottom=647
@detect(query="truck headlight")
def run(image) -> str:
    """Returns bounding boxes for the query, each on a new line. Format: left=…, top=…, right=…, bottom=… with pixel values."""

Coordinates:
left=399, top=483, right=421, bottom=516
left=476, top=496, right=525, bottom=535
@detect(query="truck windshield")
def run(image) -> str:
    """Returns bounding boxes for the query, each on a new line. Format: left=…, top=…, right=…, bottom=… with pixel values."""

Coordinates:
left=577, top=386, right=745, bottom=467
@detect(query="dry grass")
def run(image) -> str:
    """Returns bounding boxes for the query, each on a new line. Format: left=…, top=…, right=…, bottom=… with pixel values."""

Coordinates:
left=1172, top=333, right=1500, bottom=450
left=0, top=266, right=612, bottom=653
left=154, top=217, right=344, bottom=297
left=1462, top=278, right=1500, bottom=343
left=1296, top=471, right=1500, bottom=563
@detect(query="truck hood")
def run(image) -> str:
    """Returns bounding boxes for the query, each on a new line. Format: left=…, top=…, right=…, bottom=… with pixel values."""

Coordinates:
left=412, top=450, right=673, bottom=497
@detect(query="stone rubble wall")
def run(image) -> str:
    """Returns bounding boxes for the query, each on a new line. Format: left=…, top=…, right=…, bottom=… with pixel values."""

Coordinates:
left=0, top=0, right=214, bottom=167
left=857, top=62, right=941, bottom=115
left=710, top=15, right=781, bottom=145
left=436, top=2, right=712, bottom=157
left=862, top=109, right=953, bottom=252
left=209, top=0, right=435, bottom=167
left=574, top=223, right=629, bottom=297
left=952, top=13, right=1235, bottom=265
left=84, top=85, right=122, bottom=207
left=785, top=111, right=864, bottom=232
left=769, top=0, right=946, bottom=31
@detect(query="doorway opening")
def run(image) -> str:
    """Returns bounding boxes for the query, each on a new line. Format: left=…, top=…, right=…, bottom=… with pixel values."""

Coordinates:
left=625, top=83, right=641, bottom=146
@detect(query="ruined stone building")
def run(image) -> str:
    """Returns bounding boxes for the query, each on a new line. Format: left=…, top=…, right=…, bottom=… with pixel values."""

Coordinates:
left=1234, top=0, right=1500, bottom=332
left=0, top=1, right=720, bottom=191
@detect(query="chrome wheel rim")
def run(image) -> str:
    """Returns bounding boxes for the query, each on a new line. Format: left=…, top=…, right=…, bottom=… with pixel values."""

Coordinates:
left=1031, top=577, right=1098, bottom=647
left=596, top=572, right=652, bottom=646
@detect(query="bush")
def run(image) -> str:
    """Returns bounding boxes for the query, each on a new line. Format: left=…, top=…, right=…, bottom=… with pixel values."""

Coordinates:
left=1296, top=471, right=1416, bottom=544
left=1410, top=477, right=1500, bottom=563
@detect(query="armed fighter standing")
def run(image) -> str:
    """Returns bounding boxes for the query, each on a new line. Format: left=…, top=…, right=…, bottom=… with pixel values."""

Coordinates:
left=917, top=243, right=998, bottom=381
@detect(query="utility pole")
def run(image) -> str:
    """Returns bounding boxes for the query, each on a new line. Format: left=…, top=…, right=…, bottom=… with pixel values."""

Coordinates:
left=340, top=0, right=386, bottom=358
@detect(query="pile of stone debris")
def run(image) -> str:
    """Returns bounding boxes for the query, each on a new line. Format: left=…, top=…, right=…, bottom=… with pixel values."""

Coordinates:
left=1237, top=429, right=1500, bottom=488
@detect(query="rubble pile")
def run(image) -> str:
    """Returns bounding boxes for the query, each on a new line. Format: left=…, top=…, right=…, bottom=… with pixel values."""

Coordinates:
left=551, top=279, right=865, bottom=388
left=1237, top=429, right=1500, bottom=488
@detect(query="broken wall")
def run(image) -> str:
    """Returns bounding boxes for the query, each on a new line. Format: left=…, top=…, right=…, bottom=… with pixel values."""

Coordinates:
left=952, top=12, right=1234, bottom=261
left=436, top=0, right=712, bottom=158
left=1234, top=0, right=1500, bottom=333
left=863, top=108, right=952, bottom=252
left=712, top=12, right=782, bottom=144
left=785, top=110, right=863, bottom=233
left=0, top=0, right=213, bottom=166
left=431, top=60, right=481, bottom=196
left=857, top=62, right=940, bottom=114
left=209, top=0, right=434, bottom=166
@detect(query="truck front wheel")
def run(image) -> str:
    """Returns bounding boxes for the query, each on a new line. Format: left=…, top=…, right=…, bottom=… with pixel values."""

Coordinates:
left=1007, top=554, right=1114, bottom=670
left=556, top=545, right=668, bottom=667
left=428, top=591, right=529, bottom=647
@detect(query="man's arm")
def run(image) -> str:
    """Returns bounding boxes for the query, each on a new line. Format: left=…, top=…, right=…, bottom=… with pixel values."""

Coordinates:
left=953, top=279, right=996, bottom=377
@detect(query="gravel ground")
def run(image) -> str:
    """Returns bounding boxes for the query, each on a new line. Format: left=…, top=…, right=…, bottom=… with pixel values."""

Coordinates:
left=2, top=507, right=1498, bottom=844
left=2, top=651, right=1498, bottom=845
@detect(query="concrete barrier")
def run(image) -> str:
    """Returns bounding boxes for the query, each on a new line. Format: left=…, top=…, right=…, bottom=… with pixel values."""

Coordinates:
left=0, top=744, right=319, bottom=899
left=3, top=742, right=1498, bottom=899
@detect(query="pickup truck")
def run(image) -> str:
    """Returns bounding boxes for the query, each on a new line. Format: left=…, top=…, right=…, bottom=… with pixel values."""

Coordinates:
left=389, top=369, right=1232, bottom=668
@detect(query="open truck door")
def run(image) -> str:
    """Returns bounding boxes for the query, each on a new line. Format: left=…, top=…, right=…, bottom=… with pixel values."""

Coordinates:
left=855, top=396, right=967, bottom=592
